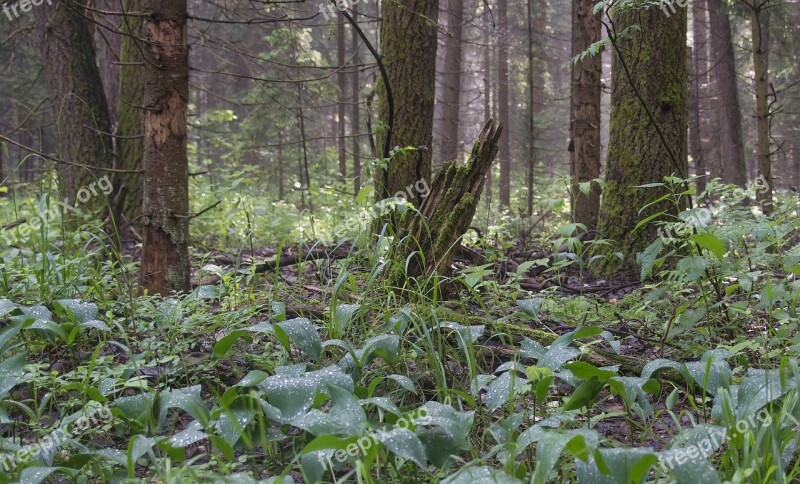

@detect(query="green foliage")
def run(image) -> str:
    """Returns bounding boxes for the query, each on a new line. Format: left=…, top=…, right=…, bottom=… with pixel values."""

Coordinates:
left=2, top=181, right=800, bottom=482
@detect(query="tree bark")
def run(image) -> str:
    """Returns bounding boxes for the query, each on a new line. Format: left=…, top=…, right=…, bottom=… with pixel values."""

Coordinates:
left=376, top=0, right=439, bottom=212
left=597, top=3, right=688, bottom=273
left=337, top=17, right=348, bottom=181
left=569, top=0, right=602, bottom=229
left=441, top=0, right=464, bottom=164
left=139, top=0, right=190, bottom=295
left=497, top=0, right=511, bottom=207
left=351, top=7, right=362, bottom=194
left=483, top=6, right=493, bottom=201
left=35, top=0, right=113, bottom=210
left=690, top=3, right=708, bottom=195
left=116, top=0, right=145, bottom=224
left=751, top=1, right=772, bottom=211
left=707, top=0, right=746, bottom=186
left=391, top=120, right=502, bottom=287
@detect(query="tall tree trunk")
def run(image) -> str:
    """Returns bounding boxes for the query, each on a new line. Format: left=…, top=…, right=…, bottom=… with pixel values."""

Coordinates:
left=351, top=7, right=362, bottom=194
left=497, top=0, right=511, bottom=207
left=569, top=0, right=602, bottom=229
left=376, top=0, right=439, bottom=209
left=441, top=0, right=464, bottom=163
left=337, top=17, right=347, bottom=181
left=751, top=1, right=772, bottom=211
left=139, top=0, right=190, bottom=295
left=526, top=0, right=536, bottom=217
left=35, top=0, right=113, bottom=209
left=483, top=6, right=493, bottom=201
left=707, top=0, right=746, bottom=186
left=116, top=0, right=145, bottom=223
left=690, top=2, right=708, bottom=195
left=597, top=3, right=688, bottom=273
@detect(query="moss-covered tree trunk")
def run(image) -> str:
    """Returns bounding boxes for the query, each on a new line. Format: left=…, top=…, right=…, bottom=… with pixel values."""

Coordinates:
left=35, top=0, right=113, bottom=212
left=116, top=0, right=145, bottom=224
left=570, top=0, right=602, bottom=229
left=390, top=120, right=501, bottom=288
left=139, top=0, right=190, bottom=295
left=375, top=0, right=438, bottom=210
left=597, top=3, right=688, bottom=273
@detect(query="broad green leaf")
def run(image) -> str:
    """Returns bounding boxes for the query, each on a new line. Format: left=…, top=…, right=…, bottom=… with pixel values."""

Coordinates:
left=485, top=371, right=526, bottom=412
left=213, top=330, right=253, bottom=359
left=442, top=466, right=522, bottom=484
left=158, top=385, right=210, bottom=426
left=532, top=430, right=595, bottom=484
left=690, top=233, right=726, bottom=260
left=562, top=377, right=604, bottom=411
left=275, top=318, right=322, bottom=360
left=372, top=428, right=427, bottom=467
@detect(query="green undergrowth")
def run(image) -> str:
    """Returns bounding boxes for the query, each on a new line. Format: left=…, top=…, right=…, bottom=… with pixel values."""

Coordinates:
left=0, top=179, right=799, bottom=483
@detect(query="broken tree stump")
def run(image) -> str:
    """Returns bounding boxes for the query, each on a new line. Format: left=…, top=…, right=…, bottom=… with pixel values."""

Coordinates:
left=389, top=119, right=502, bottom=289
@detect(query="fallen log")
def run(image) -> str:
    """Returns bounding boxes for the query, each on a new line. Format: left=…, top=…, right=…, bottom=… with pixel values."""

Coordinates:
left=193, top=247, right=351, bottom=287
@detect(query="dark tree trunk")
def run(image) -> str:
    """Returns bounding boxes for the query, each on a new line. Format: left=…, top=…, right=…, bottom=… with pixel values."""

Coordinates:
left=597, top=3, right=688, bottom=273
left=351, top=8, right=362, bottom=194
left=139, top=0, right=190, bottom=295
left=569, top=0, right=602, bottom=229
left=690, top=3, right=708, bottom=195
left=751, top=1, right=772, bottom=211
left=707, top=0, right=746, bottom=186
left=441, top=0, right=464, bottom=163
left=497, top=0, right=511, bottom=207
left=376, top=0, right=439, bottom=210
left=337, top=17, right=347, bottom=181
left=35, top=0, right=113, bottom=210
left=483, top=6, right=493, bottom=201
left=116, top=0, right=145, bottom=224
left=526, top=0, right=536, bottom=217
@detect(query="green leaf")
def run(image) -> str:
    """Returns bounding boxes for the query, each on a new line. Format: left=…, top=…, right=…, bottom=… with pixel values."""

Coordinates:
left=126, top=435, right=157, bottom=474
left=532, top=430, right=595, bottom=484
left=275, top=318, right=322, bottom=361
left=565, top=362, right=618, bottom=381
left=372, top=428, right=427, bottom=467
left=562, top=377, right=604, bottom=411
left=690, top=233, right=726, bottom=260
left=213, top=330, right=252, bottom=359
left=442, top=466, right=522, bottom=484
left=632, top=211, right=667, bottom=234
left=485, top=371, right=526, bottom=412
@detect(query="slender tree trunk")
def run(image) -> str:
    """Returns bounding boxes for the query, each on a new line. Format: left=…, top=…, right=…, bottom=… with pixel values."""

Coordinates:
left=0, top=143, right=4, bottom=198
left=483, top=6, right=493, bottom=201
left=278, top=131, right=285, bottom=199
left=526, top=0, right=536, bottom=217
left=139, top=0, right=190, bottom=295
left=441, top=0, right=464, bottom=163
left=707, top=0, right=746, bottom=186
left=337, top=17, right=347, bottom=181
left=569, top=0, right=602, bottom=229
left=291, top=25, right=313, bottom=212
left=35, top=0, right=113, bottom=209
left=751, top=1, right=772, bottom=211
left=376, top=0, right=439, bottom=209
left=690, top=2, right=708, bottom=195
left=597, top=3, right=688, bottom=273
left=351, top=7, right=362, bottom=193
left=497, top=0, right=511, bottom=207
left=116, top=0, right=145, bottom=223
